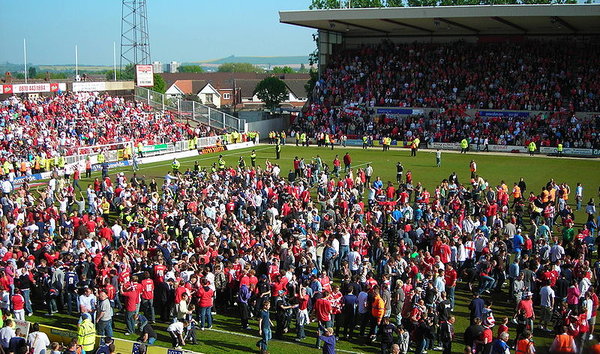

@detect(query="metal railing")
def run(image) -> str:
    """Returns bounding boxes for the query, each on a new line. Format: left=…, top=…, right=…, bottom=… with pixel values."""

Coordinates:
left=64, top=136, right=224, bottom=167
left=134, top=86, right=246, bottom=133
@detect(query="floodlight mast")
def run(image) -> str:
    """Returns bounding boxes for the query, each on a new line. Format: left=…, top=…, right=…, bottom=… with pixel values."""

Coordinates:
left=120, top=0, right=151, bottom=76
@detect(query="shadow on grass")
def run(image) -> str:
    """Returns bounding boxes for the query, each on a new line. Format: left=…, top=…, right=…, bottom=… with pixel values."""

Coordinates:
left=201, top=339, right=253, bottom=352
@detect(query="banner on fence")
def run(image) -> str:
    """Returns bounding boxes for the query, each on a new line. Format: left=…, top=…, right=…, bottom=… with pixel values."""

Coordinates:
left=478, top=111, right=531, bottom=118
left=143, top=144, right=169, bottom=153
left=91, top=160, right=131, bottom=172
left=199, top=145, right=226, bottom=155
left=2, top=83, right=67, bottom=94
left=225, top=142, right=255, bottom=151
left=430, top=142, right=461, bottom=150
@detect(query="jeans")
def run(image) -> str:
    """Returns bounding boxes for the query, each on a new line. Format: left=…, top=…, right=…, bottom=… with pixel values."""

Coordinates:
left=358, top=312, right=369, bottom=336
left=343, top=311, right=356, bottom=338
left=257, top=328, right=271, bottom=351
left=479, top=275, right=495, bottom=294
left=21, top=289, right=33, bottom=314
left=96, top=319, right=113, bottom=338
left=416, top=338, right=430, bottom=354
left=140, top=298, right=155, bottom=322
left=338, top=245, right=349, bottom=270
left=198, top=306, right=212, bottom=328
left=240, top=302, right=250, bottom=328
left=66, top=292, right=78, bottom=315
left=125, top=311, right=136, bottom=334
left=446, top=286, right=456, bottom=309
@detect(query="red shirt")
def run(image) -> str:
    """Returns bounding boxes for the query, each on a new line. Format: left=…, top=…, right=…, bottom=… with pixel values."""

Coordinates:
left=105, top=284, right=116, bottom=300
left=197, top=286, right=214, bottom=308
left=444, top=268, right=457, bottom=287
left=517, top=299, right=534, bottom=318
left=271, top=281, right=285, bottom=297
left=297, top=294, right=309, bottom=311
left=153, top=264, right=167, bottom=282
left=439, top=244, right=451, bottom=264
left=314, top=297, right=332, bottom=322
left=480, top=327, right=493, bottom=344
left=122, top=290, right=138, bottom=312
left=175, top=286, right=187, bottom=304
left=11, top=294, right=24, bottom=311
left=497, top=324, right=509, bottom=339
left=141, top=278, right=154, bottom=300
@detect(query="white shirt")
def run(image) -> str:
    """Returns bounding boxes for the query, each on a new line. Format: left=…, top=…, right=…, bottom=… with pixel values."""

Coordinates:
left=1, top=181, right=12, bottom=194
left=550, top=244, right=565, bottom=262
left=0, top=326, right=15, bottom=348
left=167, top=321, right=184, bottom=334
left=540, top=286, right=555, bottom=307
left=579, top=277, right=591, bottom=295
left=348, top=251, right=361, bottom=271
left=79, top=293, right=97, bottom=312
left=340, top=232, right=350, bottom=247
left=27, top=331, right=50, bottom=354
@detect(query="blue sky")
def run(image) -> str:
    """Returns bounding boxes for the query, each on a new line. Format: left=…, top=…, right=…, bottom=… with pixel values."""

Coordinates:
left=0, top=0, right=315, bottom=65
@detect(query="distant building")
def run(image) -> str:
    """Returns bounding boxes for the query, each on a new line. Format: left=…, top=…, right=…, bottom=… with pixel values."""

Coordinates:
left=167, top=61, right=180, bottom=74
left=161, top=72, right=309, bottom=109
left=152, top=61, right=163, bottom=73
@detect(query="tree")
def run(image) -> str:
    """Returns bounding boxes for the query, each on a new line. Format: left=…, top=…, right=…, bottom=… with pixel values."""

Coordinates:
left=304, top=69, right=319, bottom=99
left=28, top=66, right=37, bottom=79
left=151, top=74, right=166, bottom=94
left=120, top=63, right=136, bottom=80
left=271, top=66, right=294, bottom=74
left=178, top=65, right=204, bottom=73
left=253, top=77, right=288, bottom=110
left=298, top=63, right=309, bottom=73
left=386, top=0, right=404, bottom=6
left=406, top=0, right=438, bottom=6
left=105, top=63, right=136, bottom=81
left=35, top=71, right=68, bottom=80
left=348, top=0, right=384, bottom=7
left=309, top=0, right=342, bottom=9
left=217, top=62, right=264, bottom=73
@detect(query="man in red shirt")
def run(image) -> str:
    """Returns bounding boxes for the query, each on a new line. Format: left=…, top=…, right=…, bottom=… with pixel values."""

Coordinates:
left=444, top=264, right=458, bottom=310
left=140, top=272, right=155, bottom=323
left=121, top=284, right=140, bottom=335
left=11, top=290, right=25, bottom=320
left=343, top=152, right=352, bottom=173
left=314, top=291, right=333, bottom=349
left=517, top=292, right=535, bottom=332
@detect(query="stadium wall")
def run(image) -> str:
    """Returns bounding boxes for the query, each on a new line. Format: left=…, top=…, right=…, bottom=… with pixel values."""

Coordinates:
left=246, top=116, right=290, bottom=139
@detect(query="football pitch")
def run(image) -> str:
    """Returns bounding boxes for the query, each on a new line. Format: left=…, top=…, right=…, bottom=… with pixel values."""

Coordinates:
left=31, top=145, right=600, bottom=354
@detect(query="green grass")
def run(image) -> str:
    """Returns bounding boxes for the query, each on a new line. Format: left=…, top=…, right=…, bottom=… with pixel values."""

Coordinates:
left=32, top=145, right=600, bottom=354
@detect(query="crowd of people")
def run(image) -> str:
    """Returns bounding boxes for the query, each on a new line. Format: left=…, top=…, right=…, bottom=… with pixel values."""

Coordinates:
left=0, top=132, right=597, bottom=354
left=295, top=39, right=600, bottom=149
left=295, top=106, right=600, bottom=150
left=0, top=92, right=213, bottom=177
left=313, top=40, right=600, bottom=112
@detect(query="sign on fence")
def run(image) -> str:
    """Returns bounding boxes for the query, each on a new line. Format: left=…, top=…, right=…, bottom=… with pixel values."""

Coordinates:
left=143, top=144, right=169, bottom=152
left=136, top=65, right=154, bottom=87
